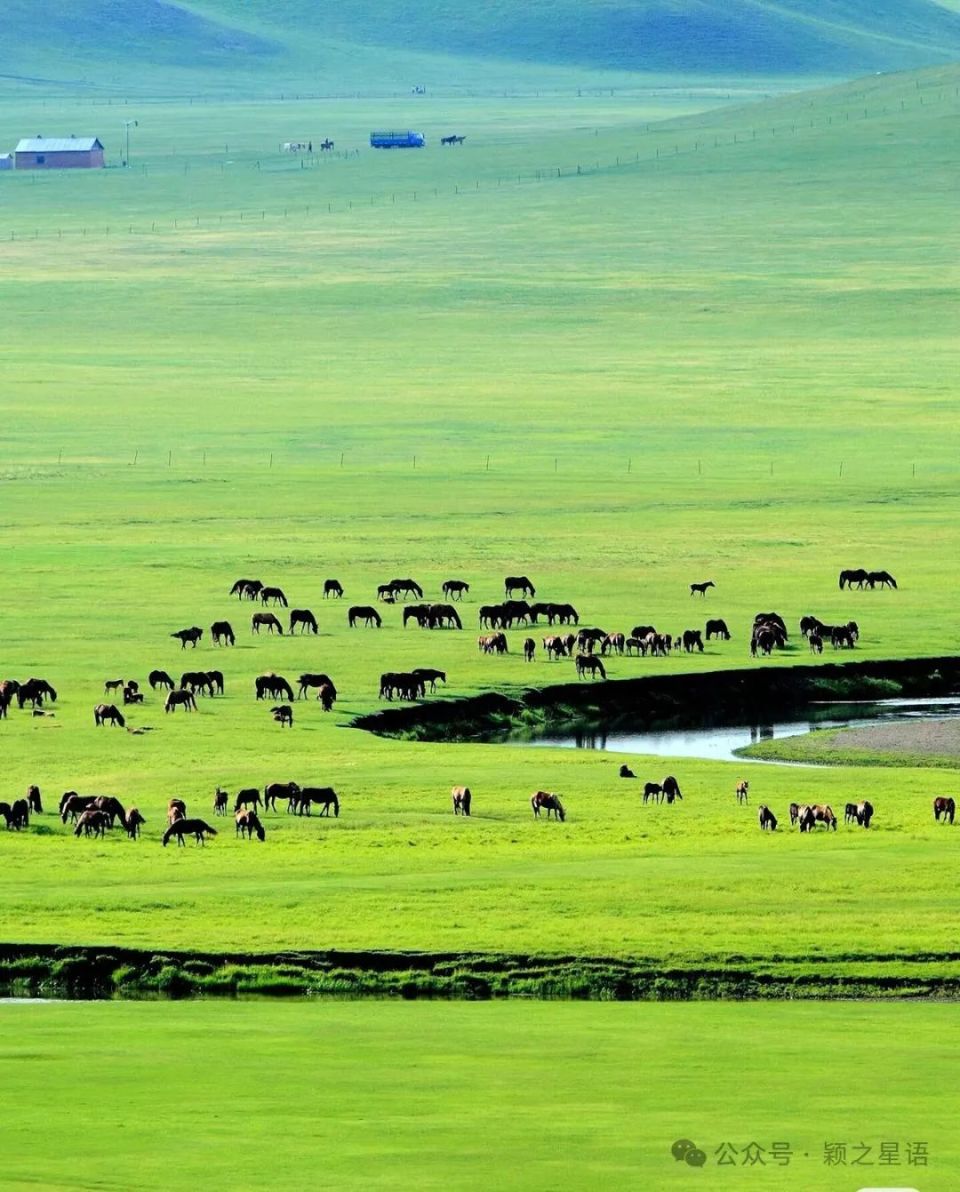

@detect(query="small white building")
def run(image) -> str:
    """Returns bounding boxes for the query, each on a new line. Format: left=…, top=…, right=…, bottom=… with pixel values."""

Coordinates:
left=0, top=154, right=12, bottom=171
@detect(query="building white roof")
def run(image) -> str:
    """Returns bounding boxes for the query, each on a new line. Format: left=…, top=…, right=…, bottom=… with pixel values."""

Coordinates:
left=15, top=137, right=103, bottom=153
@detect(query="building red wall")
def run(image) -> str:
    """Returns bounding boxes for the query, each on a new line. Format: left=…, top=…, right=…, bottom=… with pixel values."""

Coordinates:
left=15, top=149, right=104, bottom=169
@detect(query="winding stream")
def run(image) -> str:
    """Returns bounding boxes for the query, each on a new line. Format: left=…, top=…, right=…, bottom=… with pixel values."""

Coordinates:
left=518, top=697, right=960, bottom=763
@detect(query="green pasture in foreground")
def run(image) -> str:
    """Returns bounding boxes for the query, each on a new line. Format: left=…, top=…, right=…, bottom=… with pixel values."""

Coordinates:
left=0, top=1000, right=955, bottom=1191
left=0, top=68, right=958, bottom=976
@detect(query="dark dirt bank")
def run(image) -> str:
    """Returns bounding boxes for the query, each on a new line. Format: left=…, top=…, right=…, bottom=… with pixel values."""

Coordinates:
left=351, top=655, right=960, bottom=743
left=3, top=942, right=960, bottom=1002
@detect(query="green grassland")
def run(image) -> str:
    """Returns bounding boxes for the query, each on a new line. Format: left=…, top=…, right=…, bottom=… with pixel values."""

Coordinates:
left=0, top=1000, right=956, bottom=1191
left=8, top=0, right=960, bottom=97
left=0, top=68, right=958, bottom=986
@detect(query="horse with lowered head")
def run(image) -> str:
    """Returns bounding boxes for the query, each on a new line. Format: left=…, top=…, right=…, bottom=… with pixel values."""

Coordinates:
left=531, top=791, right=565, bottom=821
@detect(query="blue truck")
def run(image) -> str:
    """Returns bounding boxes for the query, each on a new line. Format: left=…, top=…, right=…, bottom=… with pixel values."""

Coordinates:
left=369, top=130, right=426, bottom=149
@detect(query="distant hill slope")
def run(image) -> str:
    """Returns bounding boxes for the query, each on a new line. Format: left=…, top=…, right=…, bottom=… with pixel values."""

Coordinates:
left=5, top=0, right=960, bottom=93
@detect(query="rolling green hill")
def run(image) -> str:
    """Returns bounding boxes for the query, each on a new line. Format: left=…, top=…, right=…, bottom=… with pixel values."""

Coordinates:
left=5, top=0, right=960, bottom=95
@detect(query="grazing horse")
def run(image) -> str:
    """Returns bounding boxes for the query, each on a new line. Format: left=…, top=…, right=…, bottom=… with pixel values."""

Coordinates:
left=844, top=802, right=859, bottom=825
left=531, top=791, right=565, bottom=821
left=211, top=620, right=235, bottom=646
left=263, top=782, right=300, bottom=812
left=27, top=785, right=42, bottom=814
left=662, top=776, right=682, bottom=803
left=442, top=580, right=470, bottom=601
left=231, top=579, right=262, bottom=600
left=867, top=570, right=897, bottom=589
left=800, top=615, right=826, bottom=638
left=234, top=789, right=263, bottom=813
left=149, top=669, right=175, bottom=690
left=543, top=635, right=567, bottom=659
left=171, top=626, right=203, bottom=649
left=323, top=579, right=344, bottom=599
left=799, top=804, right=837, bottom=832
left=682, top=629, right=704, bottom=653
left=601, top=633, right=625, bottom=656
left=255, top=674, right=294, bottom=701
left=181, top=671, right=213, bottom=697
left=839, top=568, right=868, bottom=590
left=690, top=581, right=715, bottom=596
left=504, top=576, right=536, bottom=598
left=124, top=808, right=146, bottom=839
left=317, top=682, right=336, bottom=712
left=123, top=685, right=143, bottom=705
left=390, top=578, right=424, bottom=601
left=758, top=805, right=777, bottom=831
left=260, top=586, right=288, bottom=607
left=831, top=625, right=856, bottom=649
left=167, top=799, right=187, bottom=824
left=349, top=605, right=382, bottom=628
left=808, top=632, right=824, bottom=654
left=934, top=796, right=955, bottom=824
left=428, top=603, right=463, bottom=629
left=213, top=788, right=229, bottom=815
left=60, top=793, right=97, bottom=823
left=735, top=780, right=749, bottom=805
left=17, top=678, right=57, bottom=708
left=163, top=818, right=218, bottom=847
left=412, top=668, right=446, bottom=692
left=290, top=609, right=318, bottom=635
left=451, top=786, right=472, bottom=815
left=643, top=783, right=662, bottom=805
left=854, top=800, right=874, bottom=827
left=297, top=787, right=339, bottom=817
left=523, top=637, right=536, bottom=661
left=236, top=809, right=266, bottom=841
left=478, top=632, right=508, bottom=655
left=74, top=808, right=109, bottom=838
left=252, top=612, right=283, bottom=635
left=440, top=134, right=466, bottom=145
left=164, top=689, right=196, bottom=713
left=705, top=619, right=730, bottom=641
left=575, top=654, right=606, bottom=680
left=271, top=705, right=293, bottom=727
left=297, top=673, right=337, bottom=700
left=94, top=703, right=125, bottom=728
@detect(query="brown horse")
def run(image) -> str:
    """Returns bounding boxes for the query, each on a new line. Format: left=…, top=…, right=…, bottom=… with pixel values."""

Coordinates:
left=264, top=782, right=299, bottom=812
left=252, top=612, right=283, bottom=635
left=163, top=818, right=217, bottom=847
left=60, top=794, right=97, bottom=823
left=167, top=798, right=187, bottom=824
left=452, top=786, right=472, bottom=816
left=531, top=791, right=565, bottom=821
left=799, top=804, right=837, bottom=832
left=213, top=787, right=229, bottom=815
left=259, top=586, right=288, bottom=607
left=165, top=689, right=197, bottom=713
left=94, top=703, right=126, bottom=728
left=74, top=808, right=109, bottom=838
left=934, top=796, right=955, bottom=824
left=736, top=780, right=749, bottom=804
left=124, top=808, right=146, bottom=839
left=575, top=654, right=606, bottom=680
left=235, top=809, right=266, bottom=841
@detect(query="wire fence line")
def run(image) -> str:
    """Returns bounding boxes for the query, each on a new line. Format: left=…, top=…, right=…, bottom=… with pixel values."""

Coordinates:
left=4, top=84, right=957, bottom=246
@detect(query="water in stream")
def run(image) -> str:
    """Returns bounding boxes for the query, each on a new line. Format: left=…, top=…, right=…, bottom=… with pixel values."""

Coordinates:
left=519, top=697, right=960, bottom=763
